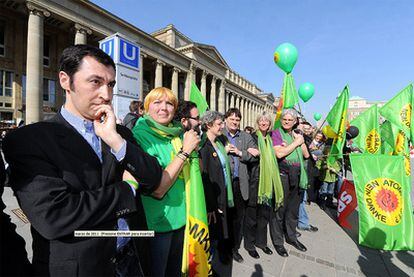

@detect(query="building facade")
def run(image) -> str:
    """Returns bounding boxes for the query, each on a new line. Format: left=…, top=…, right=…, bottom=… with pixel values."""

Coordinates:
left=348, top=96, right=386, bottom=121
left=0, top=0, right=277, bottom=128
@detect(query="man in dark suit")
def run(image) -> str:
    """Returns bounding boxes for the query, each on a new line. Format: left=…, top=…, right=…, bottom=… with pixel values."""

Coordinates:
left=223, top=108, right=261, bottom=263
left=3, top=45, right=162, bottom=276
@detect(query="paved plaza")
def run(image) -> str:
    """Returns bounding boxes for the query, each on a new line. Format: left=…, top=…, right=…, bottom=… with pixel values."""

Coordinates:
left=3, top=187, right=413, bottom=277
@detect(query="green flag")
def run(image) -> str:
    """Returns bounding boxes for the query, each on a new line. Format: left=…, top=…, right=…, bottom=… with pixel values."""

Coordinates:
left=379, top=84, right=414, bottom=142
left=282, top=73, right=298, bottom=109
left=181, top=155, right=212, bottom=276
left=351, top=104, right=380, bottom=154
left=189, top=81, right=208, bottom=115
left=350, top=154, right=414, bottom=250
left=380, top=120, right=397, bottom=155
left=326, top=86, right=349, bottom=165
left=379, top=121, right=411, bottom=183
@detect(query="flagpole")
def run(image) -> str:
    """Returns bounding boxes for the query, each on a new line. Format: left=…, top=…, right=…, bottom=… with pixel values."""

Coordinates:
left=313, top=116, right=328, bottom=139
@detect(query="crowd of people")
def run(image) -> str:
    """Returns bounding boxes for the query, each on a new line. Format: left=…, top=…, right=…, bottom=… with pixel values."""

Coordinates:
left=1, top=45, right=344, bottom=277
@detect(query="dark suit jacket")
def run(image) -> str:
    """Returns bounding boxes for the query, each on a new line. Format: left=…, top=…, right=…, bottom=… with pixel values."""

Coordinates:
left=199, top=138, right=230, bottom=240
left=222, top=129, right=258, bottom=201
left=3, top=113, right=163, bottom=277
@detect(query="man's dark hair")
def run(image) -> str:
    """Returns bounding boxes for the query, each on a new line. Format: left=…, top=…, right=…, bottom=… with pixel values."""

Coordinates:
left=225, top=108, right=242, bottom=119
left=129, top=100, right=142, bottom=113
left=174, top=100, right=198, bottom=121
left=59, top=45, right=116, bottom=88
left=244, top=126, right=254, bottom=134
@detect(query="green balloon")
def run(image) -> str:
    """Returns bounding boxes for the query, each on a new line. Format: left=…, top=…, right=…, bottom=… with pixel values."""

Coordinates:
left=273, top=43, right=298, bottom=73
left=313, top=113, right=322, bottom=121
left=298, top=82, right=315, bottom=102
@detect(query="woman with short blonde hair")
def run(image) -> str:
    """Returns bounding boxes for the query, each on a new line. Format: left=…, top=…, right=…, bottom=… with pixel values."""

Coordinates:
left=126, top=87, right=200, bottom=276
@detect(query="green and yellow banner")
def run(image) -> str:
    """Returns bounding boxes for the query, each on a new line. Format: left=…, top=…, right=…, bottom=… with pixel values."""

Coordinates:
left=351, top=104, right=380, bottom=154
left=181, top=155, right=212, bottom=276
left=326, top=86, right=349, bottom=165
left=379, top=84, right=414, bottom=142
left=350, top=154, right=414, bottom=250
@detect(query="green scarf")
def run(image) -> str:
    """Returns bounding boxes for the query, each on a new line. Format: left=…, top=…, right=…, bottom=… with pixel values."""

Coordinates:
left=140, top=114, right=182, bottom=139
left=256, top=131, right=284, bottom=209
left=215, top=140, right=234, bottom=208
left=278, top=128, right=308, bottom=189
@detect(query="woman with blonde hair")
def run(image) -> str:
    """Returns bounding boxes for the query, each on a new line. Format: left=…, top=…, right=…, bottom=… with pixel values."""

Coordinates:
left=125, top=87, right=200, bottom=276
left=244, top=111, right=284, bottom=258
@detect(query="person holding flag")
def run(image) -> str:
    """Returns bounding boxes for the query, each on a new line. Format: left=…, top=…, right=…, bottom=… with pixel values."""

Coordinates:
left=271, top=109, right=310, bottom=255
left=128, top=87, right=204, bottom=276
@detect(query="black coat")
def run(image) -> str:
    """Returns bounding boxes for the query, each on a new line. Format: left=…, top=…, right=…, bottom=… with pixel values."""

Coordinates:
left=199, top=138, right=230, bottom=240
left=3, top=113, right=163, bottom=276
left=248, top=133, right=261, bottom=207
left=1, top=154, right=32, bottom=276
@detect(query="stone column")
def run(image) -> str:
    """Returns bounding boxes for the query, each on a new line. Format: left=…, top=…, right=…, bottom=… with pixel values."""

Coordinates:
left=246, top=101, right=254, bottom=126
left=74, top=23, right=92, bottom=45
left=139, top=53, right=147, bottom=101
left=210, top=76, right=217, bottom=111
left=243, top=99, right=248, bottom=127
left=254, top=104, right=258, bottom=125
left=218, top=80, right=225, bottom=113
left=185, top=63, right=196, bottom=100
left=171, top=67, right=180, bottom=97
left=225, top=91, right=229, bottom=112
left=239, top=98, right=244, bottom=127
left=155, top=59, right=164, bottom=88
left=201, top=71, right=207, bottom=98
left=25, top=3, right=50, bottom=124
left=246, top=99, right=250, bottom=127
left=236, top=95, right=241, bottom=111
left=229, top=93, right=235, bottom=108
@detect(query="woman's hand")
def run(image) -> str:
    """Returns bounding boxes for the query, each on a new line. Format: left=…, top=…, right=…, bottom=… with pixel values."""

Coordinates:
left=228, top=144, right=241, bottom=156
left=292, top=132, right=305, bottom=147
left=182, top=129, right=200, bottom=154
left=123, top=170, right=137, bottom=181
left=247, top=147, right=260, bottom=157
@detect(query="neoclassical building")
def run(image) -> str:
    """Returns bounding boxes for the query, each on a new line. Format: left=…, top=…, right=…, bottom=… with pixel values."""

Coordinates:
left=0, top=0, right=277, bottom=127
left=348, top=96, right=386, bottom=121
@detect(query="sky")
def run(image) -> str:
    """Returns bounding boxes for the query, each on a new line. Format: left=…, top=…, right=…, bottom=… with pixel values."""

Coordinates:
left=92, top=0, right=414, bottom=123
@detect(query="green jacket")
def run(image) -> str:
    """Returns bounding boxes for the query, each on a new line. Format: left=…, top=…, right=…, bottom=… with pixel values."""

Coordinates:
left=316, top=157, right=340, bottom=183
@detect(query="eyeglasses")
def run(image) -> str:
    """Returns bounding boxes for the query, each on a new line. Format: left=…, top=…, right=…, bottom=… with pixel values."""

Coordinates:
left=282, top=118, right=295, bottom=122
left=187, top=116, right=200, bottom=121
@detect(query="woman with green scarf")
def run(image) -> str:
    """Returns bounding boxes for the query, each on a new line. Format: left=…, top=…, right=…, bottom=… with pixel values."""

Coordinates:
left=126, top=87, right=200, bottom=276
left=244, top=112, right=284, bottom=259
left=270, top=108, right=310, bottom=256
left=199, top=111, right=234, bottom=272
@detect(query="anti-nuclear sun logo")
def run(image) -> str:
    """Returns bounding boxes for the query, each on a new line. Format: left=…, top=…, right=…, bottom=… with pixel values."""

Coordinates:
left=364, top=178, right=403, bottom=226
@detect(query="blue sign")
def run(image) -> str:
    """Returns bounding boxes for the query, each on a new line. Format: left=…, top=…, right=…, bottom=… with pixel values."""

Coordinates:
left=119, top=38, right=139, bottom=69
left=100, top=39, right=114, bottom=60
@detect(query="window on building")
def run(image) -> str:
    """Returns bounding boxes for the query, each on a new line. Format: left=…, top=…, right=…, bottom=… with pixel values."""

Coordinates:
left=0, top=21, right=5, bottom=57
left=43, top=36, right=50, bottom=67
left=43, top=78, right=56, bottom=104
left=0, top=70, right=13, bottom=97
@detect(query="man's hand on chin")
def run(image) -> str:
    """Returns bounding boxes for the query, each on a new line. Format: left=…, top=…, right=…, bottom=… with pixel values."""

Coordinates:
left=94, top=104, right=124, bottom=152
